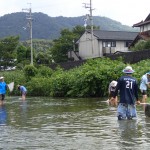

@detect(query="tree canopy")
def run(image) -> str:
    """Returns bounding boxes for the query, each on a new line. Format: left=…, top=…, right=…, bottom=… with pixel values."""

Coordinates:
left=0, top=36, right=19, bottom=69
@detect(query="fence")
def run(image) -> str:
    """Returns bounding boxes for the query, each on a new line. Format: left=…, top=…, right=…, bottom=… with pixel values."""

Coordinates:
left=50, top=49, right=150, bottom=70
left=107, top=49, right=150, bottom=64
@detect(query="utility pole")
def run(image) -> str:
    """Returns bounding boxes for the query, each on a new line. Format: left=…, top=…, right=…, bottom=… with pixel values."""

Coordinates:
left=22, top=3, right=33, bottom=65
left=83, top=0, right=94, bottom=54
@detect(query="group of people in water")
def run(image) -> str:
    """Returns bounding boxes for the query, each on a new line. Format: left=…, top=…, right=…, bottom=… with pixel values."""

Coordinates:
left=1, top=65, right=150, bottom=120
left=108, top=66, right=150, bottom=120
left=0, top=76, right=27, bottom=105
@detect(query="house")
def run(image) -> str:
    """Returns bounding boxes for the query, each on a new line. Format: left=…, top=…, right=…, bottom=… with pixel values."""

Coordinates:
left=76, top=30, right=138, bottom=60
left=130, top=13, right=150, bottom=47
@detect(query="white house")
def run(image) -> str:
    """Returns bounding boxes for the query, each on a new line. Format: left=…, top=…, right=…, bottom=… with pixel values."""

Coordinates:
left=77, top=30, right=138, bottom=60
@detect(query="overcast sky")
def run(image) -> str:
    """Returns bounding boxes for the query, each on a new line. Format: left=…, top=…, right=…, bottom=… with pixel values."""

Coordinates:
left=0, top=0, right=149, bottom=26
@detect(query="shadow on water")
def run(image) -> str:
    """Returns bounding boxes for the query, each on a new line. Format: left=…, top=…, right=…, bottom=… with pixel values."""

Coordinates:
left=0, top=105, right=7, bottom=125
left=0, top=96, right=150, bottom=149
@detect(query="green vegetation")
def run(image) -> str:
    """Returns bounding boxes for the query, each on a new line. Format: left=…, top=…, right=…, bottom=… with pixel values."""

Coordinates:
left=130, top=40, right=150, bottom=51
left=0, top=36, right=19, bottom=69
left=1, top=58, right=150, bottom=98
left=0, top=13, right=149, bottom=98
left=0, top=26, right=87, bottom=67
left=22, top=39, right=53, bottom=53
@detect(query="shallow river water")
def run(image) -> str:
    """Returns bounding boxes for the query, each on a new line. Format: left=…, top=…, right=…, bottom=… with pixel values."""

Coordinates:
left=0, top=96, right=150, bottom=150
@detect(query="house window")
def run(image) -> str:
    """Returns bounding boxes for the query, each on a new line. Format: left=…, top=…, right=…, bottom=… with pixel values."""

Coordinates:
left=103, top=41, right=116, bottom=47
left=125, top=41, right=131, bottom=47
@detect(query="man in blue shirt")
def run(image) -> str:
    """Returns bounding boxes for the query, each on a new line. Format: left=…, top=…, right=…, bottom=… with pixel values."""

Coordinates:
left=113, top=66, right=140, bottom=120
left=0, top=77, right=8, bottom=105
left=140, top=72, right=150, bottom=103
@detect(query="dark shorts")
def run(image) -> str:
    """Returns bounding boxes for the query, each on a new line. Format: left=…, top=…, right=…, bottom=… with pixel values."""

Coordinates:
left=141, top=90, right=147, bottom=95
left=21, top=91, right=27, bottom=96
left=109, top=91, right=115, bottom=98
left=0, top=94, right=5, bottom=101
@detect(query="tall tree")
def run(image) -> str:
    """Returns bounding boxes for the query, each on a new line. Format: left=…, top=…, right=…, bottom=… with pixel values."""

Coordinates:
left=50, top=26, right=85, bottom=63
left=36, top=51, right=52, bottom=65
left=0, top=36, right=19, bottom=69
left=50, top=29, right=75, bottom=63
left=17, top=44, right=28, bottom=63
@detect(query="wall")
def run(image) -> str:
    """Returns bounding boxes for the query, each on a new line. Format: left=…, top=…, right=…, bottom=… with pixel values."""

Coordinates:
left=78, top=32, right=102, bottom=60
left=107, top=49, right=150, bottom=64
left=115, top=41, right=129, bottom=52
left=140, top=24, right=150, bottom=32
left=50, top=49, right=150, bottom=70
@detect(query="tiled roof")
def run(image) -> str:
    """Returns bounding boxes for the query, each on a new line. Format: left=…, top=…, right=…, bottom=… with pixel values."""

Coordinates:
left=133, top=20, right=150, bottom=27
left=87, top=30, right=138, bottom=41
left=133, top=13, right=150, bottom=27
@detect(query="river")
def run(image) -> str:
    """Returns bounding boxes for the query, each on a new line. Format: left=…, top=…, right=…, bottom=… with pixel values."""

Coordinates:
left=0, top=96, right=150, bottom=150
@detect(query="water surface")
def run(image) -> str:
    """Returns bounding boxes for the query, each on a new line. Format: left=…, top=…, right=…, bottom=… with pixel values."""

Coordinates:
left=0, top=96, right=149, bottom=150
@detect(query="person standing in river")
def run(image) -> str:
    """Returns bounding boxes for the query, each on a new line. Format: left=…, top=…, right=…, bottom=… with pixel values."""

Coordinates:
left=17, top=85, right=27, bottom=101
left=140, top=72, right=150, bottom=103
left=0, top=77, right=8, bottom=105
left=112, top=66, right=140, bottom=120
left=107, top=80, right=118, bottom=106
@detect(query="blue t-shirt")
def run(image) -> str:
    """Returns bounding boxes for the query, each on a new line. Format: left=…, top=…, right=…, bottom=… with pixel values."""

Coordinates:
left=114, top=75, right=138, bottom=104
left=0, top=82, right=7, bottom=94
left=20, top=86, right=27, bottom=92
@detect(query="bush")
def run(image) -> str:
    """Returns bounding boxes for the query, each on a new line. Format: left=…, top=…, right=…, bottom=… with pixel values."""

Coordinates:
left=26, top=77, right=51, bottom=96
left=37, top=65, right=53, bottom=78
left=130, top=40, right=150, bottom=51
left=23, top=65, right=38, bottom=80
left=4, top=58, right=150, bottom=97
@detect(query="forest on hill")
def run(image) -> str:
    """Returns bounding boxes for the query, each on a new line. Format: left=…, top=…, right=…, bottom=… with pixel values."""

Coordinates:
left=0, top=12, right=138, bottom=41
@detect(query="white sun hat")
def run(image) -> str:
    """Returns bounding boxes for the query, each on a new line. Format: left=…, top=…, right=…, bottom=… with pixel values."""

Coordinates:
left=110, top=80, right=117, bottom=87
left=122, top=66, right=134, bottom=74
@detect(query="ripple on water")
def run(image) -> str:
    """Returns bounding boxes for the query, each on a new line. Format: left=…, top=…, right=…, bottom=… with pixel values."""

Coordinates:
left=1, top=97, right=150, bottom=149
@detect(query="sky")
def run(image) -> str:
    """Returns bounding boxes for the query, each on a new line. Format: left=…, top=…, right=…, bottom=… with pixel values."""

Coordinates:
left=0, top=0, right=150, bottom=26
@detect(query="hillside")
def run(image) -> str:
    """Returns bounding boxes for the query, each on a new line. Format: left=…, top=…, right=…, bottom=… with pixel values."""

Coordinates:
left=0, top=12, right=138, bottom=41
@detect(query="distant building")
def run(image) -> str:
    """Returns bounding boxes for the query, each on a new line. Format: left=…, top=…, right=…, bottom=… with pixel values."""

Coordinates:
left=71, top=30, right=138, bottom=60
left=130, top=13, right=150, bottom=47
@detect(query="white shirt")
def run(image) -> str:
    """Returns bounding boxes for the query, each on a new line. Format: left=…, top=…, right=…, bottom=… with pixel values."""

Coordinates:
left=140, top=74, right=149, bottom=90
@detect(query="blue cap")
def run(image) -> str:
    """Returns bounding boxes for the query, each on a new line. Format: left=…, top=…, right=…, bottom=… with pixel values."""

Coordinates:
left=147, top=72, right=150, bottom=75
